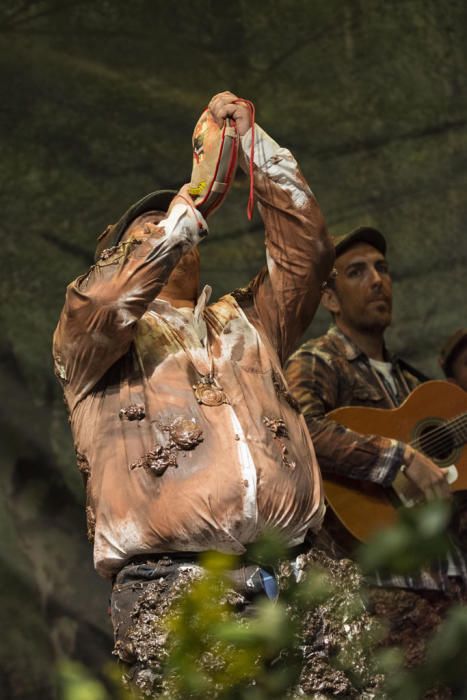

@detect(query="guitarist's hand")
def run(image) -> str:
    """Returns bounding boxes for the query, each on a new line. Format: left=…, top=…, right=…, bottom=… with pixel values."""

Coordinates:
left=403, top=447, right=452, bottom=501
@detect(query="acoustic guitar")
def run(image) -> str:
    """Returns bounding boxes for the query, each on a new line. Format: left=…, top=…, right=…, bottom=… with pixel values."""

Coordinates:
left=323, top=380, right=467, bottom=544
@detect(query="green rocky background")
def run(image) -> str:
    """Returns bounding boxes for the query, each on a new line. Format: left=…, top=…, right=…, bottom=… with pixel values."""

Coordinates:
left=0, top=1, right=466, bottom=698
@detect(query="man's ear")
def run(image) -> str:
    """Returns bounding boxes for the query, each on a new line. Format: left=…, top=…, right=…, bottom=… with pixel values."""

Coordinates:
left=321, top=287, right=340, bottom=315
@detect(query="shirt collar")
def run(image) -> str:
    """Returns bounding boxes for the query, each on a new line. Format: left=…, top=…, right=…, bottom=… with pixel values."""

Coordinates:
left=328, top=325, right=364, bottom=361
left=151, top=285, right=212, bottom=320
left=150, top=286, right=212, bottom=345
left=194, top=285, right=212, bottom=321
left=328, top=325, right=396, bottom=365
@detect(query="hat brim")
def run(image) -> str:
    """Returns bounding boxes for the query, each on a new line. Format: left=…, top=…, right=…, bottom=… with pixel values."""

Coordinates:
left=95, top=189, right=178, bottom=261
left=335, top=227, right=387, bottom=258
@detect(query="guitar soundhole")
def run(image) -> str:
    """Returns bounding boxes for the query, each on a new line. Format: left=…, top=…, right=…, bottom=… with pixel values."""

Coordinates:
left=417, top=420, right=454, bottom=462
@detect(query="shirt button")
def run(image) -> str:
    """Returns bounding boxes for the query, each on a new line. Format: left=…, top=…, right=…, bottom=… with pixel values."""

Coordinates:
left=234, top=434, right=240, bottom=441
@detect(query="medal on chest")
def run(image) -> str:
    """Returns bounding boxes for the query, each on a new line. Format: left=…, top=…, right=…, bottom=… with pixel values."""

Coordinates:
left=193, top=376, right=229, bottom=407
left=157, top=310, right=229, bottom=407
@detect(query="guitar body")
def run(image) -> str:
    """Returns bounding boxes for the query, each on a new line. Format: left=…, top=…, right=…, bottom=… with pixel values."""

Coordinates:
left=324, top=380, right=467, bottom=543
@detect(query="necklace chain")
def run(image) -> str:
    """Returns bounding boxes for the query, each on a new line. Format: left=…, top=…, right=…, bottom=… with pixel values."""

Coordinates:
left=156, top=310, right=228, bottom=406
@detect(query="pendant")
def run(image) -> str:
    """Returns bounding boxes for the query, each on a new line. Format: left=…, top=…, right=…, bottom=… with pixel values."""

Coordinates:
left=193, top=377, right=228, bottom=406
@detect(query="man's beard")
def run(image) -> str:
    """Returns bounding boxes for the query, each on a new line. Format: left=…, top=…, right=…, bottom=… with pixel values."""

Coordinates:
left=356, top=304, right=392, bottom=333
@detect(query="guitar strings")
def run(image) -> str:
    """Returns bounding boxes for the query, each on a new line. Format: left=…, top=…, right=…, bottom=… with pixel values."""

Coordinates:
left=411, top=412, right=467, bottom=444
left=411, top=435, right=457, bottom=455
left=410, top=413, right=467, bottom=448
left=409, top=412, right=467, bottom=454
left=411, top=414, right=467, bottom=449
left=410, top=415, right=467, bottom=453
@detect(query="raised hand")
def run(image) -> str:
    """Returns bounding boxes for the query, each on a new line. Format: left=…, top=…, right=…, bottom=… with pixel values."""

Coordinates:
left=208, top=91, right=253, bottom=137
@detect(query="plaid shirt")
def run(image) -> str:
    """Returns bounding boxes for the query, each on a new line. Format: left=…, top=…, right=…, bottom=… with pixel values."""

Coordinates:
left=286, top=325, right=467, bottom=591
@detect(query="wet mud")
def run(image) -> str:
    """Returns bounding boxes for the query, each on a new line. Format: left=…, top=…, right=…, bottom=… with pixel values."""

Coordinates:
left=263, top=416, right=296, bottom=470
left=112, top=550, right=387, bottom=698
left=130, top=416, right=203, bottom=476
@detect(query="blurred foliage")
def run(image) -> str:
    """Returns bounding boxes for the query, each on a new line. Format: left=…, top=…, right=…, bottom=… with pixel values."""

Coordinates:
left=58, top=661, right=109, bottom=700
left=57, top=508, right=467, bottom=699
left=358, top=499, right=452, bottom=576
left=163, top=550, right=298, bottom=699
left=377, top=604, right=467, bottom=700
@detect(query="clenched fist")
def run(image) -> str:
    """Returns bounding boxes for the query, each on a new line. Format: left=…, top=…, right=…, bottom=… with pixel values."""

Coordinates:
left=208, top=91, right=253, bottom=137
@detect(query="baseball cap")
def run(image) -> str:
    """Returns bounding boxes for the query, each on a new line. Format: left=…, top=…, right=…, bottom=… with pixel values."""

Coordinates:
left=332, top=226, right=387, bottom=258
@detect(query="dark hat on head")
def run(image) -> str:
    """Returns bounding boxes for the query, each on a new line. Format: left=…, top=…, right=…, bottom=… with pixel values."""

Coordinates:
left=332, top=226, right=387, bottom=258
left=439, top=328, right=467, bottom=375
left=95, top=189, right=177, bottom=261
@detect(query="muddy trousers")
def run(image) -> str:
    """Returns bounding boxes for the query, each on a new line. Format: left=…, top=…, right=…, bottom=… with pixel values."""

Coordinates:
left=110, top=555, right=278, bottom=696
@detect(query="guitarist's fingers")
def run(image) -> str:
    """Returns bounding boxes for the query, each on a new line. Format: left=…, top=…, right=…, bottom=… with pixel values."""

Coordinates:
left=421, top=484, right=447, bottom=503
left=437, top=477, right=452, bottom=501
left=428, top=485, right=451, bottom=501
left=404, top=453, right=451, bottom=501
left=427, top=478, right=451, bottom=502
left=423, top=487, right=437, bottom=502
left=432, top=467, right=452, bottom=500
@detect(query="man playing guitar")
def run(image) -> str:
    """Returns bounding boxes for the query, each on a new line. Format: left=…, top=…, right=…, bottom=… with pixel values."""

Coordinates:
left=286, top=227, right=467, bottom=667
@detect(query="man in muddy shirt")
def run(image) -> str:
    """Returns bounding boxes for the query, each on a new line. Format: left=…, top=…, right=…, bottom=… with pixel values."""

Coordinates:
left=53, top=91, right=334, bottom=689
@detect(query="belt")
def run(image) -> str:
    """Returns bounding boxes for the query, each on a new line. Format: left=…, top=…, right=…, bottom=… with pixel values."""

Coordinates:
left=125, top=539, right=311, bottom=569
left=120, top=541, right=313, bottom=600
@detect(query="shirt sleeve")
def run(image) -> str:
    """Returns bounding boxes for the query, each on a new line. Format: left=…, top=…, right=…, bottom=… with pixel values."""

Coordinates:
left=53, top=203, right=207, bottom=407
left=239, top=125, right=334, bottom=365
left=285, top=347, right=404, bottom=487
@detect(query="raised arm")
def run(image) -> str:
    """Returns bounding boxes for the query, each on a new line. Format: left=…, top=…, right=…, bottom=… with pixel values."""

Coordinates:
left=208, top=91, right=334, bottom=364
left=242, top=125, right=334, bottom=362
left=53, top=191, right=207, bottom=407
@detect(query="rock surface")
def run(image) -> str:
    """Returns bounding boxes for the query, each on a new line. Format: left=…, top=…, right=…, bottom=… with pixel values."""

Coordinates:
left=0, top=1, right=466, bottom=697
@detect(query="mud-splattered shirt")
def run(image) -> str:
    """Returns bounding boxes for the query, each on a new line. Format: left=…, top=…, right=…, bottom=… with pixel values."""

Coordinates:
left=286, top=325, right=467, bottom=590
left=53, top=125, right=334, bottom=578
